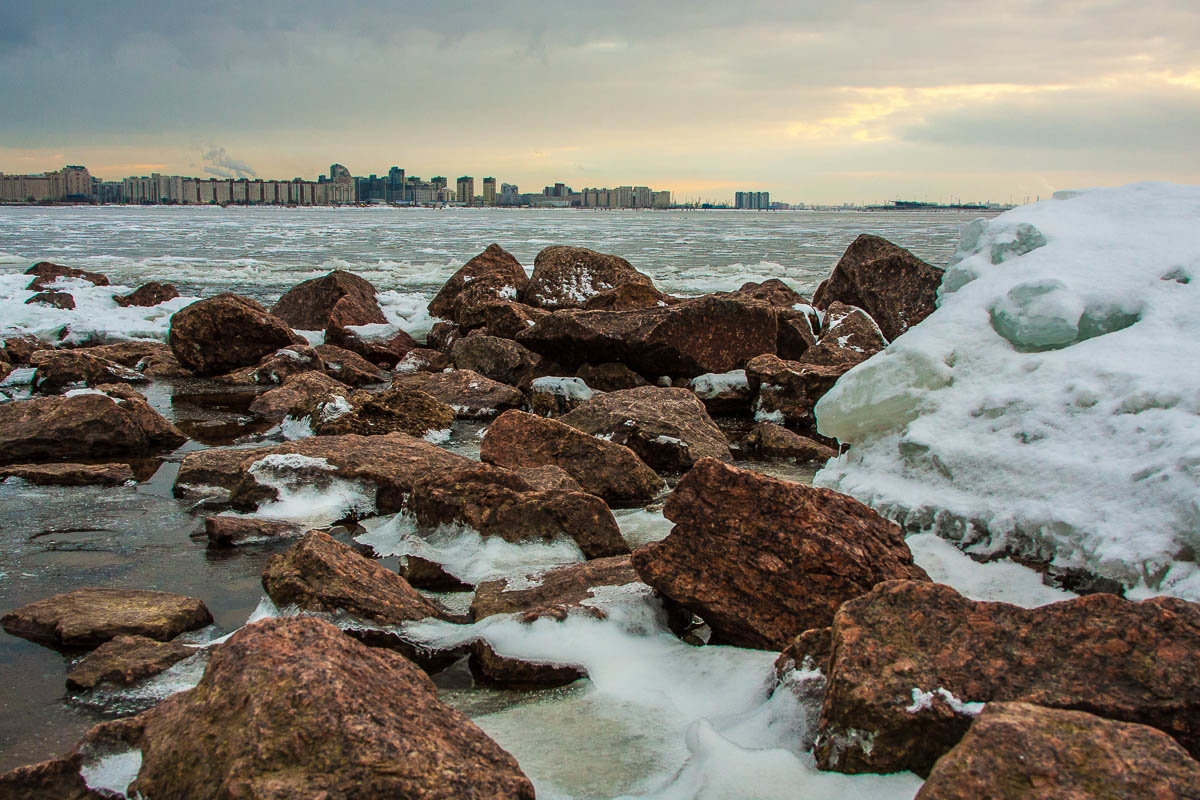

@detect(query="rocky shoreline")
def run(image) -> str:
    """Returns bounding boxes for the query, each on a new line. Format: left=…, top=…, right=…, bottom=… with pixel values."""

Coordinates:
left=1, top=239, right=1197, bottom=798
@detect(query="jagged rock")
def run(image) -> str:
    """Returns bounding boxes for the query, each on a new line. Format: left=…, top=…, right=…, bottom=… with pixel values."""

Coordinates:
left=426, top=321, right=461, bottom=352
left=814, top=234, right=944, bottom=341
left=801, top=301, right=887, bottom=367
left=812, top=580, right=1200, bottom=776
left=450, top=334, right=550, bottom=389
left=513, top=464, right=583, bottom=492
left=744, top=422, right=838, bottom=463
left=582, top=282, right=675, bottom=311
left=2, top=334, right=52, bottom=365
left=324, top=325, right=416, bottom=368
left=313, top=387, right=455, bottom=437
left=481, top=300, right=550, bottom=339
left=518, top=294, right=778, bottom=378
left=746, top=353, right=849, bottom=431
left=915, top=702, right=1200, bottom=800
left=30, top=350, right=148, bottom=394
left=246, top=371, right=351, bottom=422
left=0, top=462, right=134, bottom=487
left=2, top=587, right=213, bottom=649
left=271, top=270, right=386, bottom=330
left=775, top=626, right=834, bottom=677
left=392, top=369, right=525, bottom=418
left=213, top=344, right=324, bottom=386
left=205, top=516, right=306, bottom=547
left=112, top=282, right=180, bottom=308
left=399, top=556, right=473, bottom=592
left=523, top=246, right=655, bottom=310
left=0, top=361, right=9, bottom=383
left=576, top=361, right=649, bottom=391
left=79, top=341, right=188, bottom=378
left=395, top=346, right=453, bottom=374
left=0, top=751, right=108, bottom=799
left=529, top=376, right=596, bottom=417
left=168, top=293, right=304, bottom=376
left=632, top=459, right=928, bottom=650
left=313, top=343, right=389, bottom=385
left=129, top=617, right=535, bottom=799
left=481, top=410, right=663, bottom=507
left=428, top=244, right=529, bottom=329
left=25, top=262, right=109, bottom=291
left=25, top=290, right=75, bottom=309
left=560, top=385, right=732, bottom=473
left=66, top=634, right=194, bottom=691
left=0, top=387, right=186, bottom=465
left=776, top=308, right=819, bottom=361
left=735, top=278, right=808, bottom=308
left=688, top=369, right=752, bottom=416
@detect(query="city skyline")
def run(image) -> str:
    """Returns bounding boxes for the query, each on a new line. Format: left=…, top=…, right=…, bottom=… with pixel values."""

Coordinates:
left=1, top=2, right=1197, bottom=204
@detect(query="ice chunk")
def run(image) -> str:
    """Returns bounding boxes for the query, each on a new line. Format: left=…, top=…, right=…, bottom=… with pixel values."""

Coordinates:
left=989, top=279, right=1084, bottom=351
left=689, top=369, right=748, bottom=399
left=530, top=376, right=594, bottom=402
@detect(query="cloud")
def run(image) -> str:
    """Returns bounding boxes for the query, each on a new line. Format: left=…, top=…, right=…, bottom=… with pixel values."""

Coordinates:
left=201, top=147, right=256, bottom=179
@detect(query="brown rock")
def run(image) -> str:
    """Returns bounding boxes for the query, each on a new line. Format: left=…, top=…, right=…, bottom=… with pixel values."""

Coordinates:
left=205, top=516, right=306, bottom=547
left=814, top=234, right=944, bottom=341
left=802, top=301, right=887, bottom=367
left=915, top=702, right=1200, bottom=800
left=66, top=634, right=194, bottom=691
left=776, top=307, right=819, bottom=361
left=1, top=587, right=213, bottom=649
left=0, top=389, right=186, bottom=465
left=426, top=321, right=462, bottom=352
left=112, top=281, right=180, bottom=307
left=775, top=626, right=834, bottom=677
left=481, top=301, right=551, bottom=339
left=812, top=580, right=1200, bottom=775
left=583, top=282, right=676, bottom=311
left=735, top=278, right=808, bottom=308
left=451, top=334, right=549, bottom=389
left=523, top=245, right=654, bottom=310
left=687, top=369, right=753, bottom=416
left=518, top=294, right=778, bottom=378
left=528, top=376, right=596, bottom=417
left=560, top=385, right=732, bottom=473
left=24, top=261, right=108, bottom=291
left=631, top=458, right=928, bottom=650
left=392, top=369, right=525, bottom=418
left=25, top=290, right=75, bottom=309
left=746, top=353, right=850, bottom=431
left=428, top=244, right=529, bottom=328
left=80, top=340, right=188, bottom=378
left=168, top=293, right=304, bottom=376
left=313, top=387, right=455, bottom=437
left=324, top=324, right=416, bottom=368
left=513, top=464, right=583, bottom=492
left=271, top=270, right=386, bottom=330
left=213, top=344, right=324, bottom=386
left=129, top=616, right=535, bottom=799
left=481, top=410, right=663, bottom=507
left=0, top=462, right=134, bottom=487
left=313, top=342, right=389, bottom=385
left=173, top=447, right=262, bottom=502
left=395, top=346, right=453, bottom=374
left=577, top=361, right=650, bottom=391
left=246, top=370, right=351, bottom=422
left=745, top=422, right=838, bottom=463
left=30, top=350, right=148, bottom=393
left=2, top=334, right=52, bottom=365
left=0, top=751, right=107, bottom=799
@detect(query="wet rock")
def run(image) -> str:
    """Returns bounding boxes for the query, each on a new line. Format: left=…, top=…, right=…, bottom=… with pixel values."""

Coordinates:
left=481, top=301, right=551, bottom=339
left=576, top=361, right=650, bottom=391
left=813, top=234, right=944, bottom=341
left=451, top=334, right=550, bottom=389
left=518, top=294, right=778, bottom=378
left=25, top=261, right=109, bottom=291
left=529, top=376, right=596, bottom=417
left=246, top=371, right=351, bottom=422
left=0, top=462, right=134, bottom=487
left=313, top=343, right=388, bottom=386
left=513, top=464, right=583, bottom=492
left=80, top=341, right=188, bottom=378
left=812, top=580, right=1200, bottom=775
left=775, top=626, right=834, bottom=677
left=313, top=387, right=455, bottom=437
left=2, top=334, right=52, bottom=365
left=801, top=301, right=887, bottom=367
left=30, top=350, right=148, bottom=394
left=168, top=293, right=304, bottom=376
left=481, top=410, right=663, bottom=507
left=399, top=556, right=474, bottom=592
left=324, top=324, right=416, bottom=368
left=271, top=269, right=386, bottom=330
left=746, top=354, right=849, bottom=431
left=688, top=369, right=753, bottom=417
left=2, top=587, right=213, bottom=649
left=523, top=245, right=654, bottom=310
left=129, top=616, right=535, bottom=799
left=560, top=385, right=732, bottom=473
left=205, top=516, right=306, bottom=547
left=472, top=556, right=641, bottom=621
left=112, top=282, right=180, bottom=308
left=392, top=369, right=525, bottom=418
left=0, top=388, right=186, bottom=465
left=66, top=634, right=194, bottom=691
left=25, top=290, right=75, bottom=309
left=0, top=751, right=107, bottom=799
left=428, top=244, right=529, bottom=328
left=394, top=346, right=453, bottom=374
left=735, top=278, right=808, bottom=308
left=426, top=321, right=462, bottom=352
left=582, top=282, right=676, bottom=311
left=744, top=422, right=838, bottom=463
left=631, top=458, right=928, bottom=650
left=915, top=702, right=1200, bottom=800
left=213, top=344, right=324, bottom=386
left=776, top=308, right=819, bottom=361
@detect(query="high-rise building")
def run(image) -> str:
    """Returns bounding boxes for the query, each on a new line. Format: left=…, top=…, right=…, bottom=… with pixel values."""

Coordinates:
left=387, top=166, right=406, bottom=203
left=500, top=183, right=520, bottom=205
left=330, top=164, right=351, bottom=181
left=482, top=177, right=497, bottom=206
left=457, top=176, right=474, bottom=206
left=735, top=191, right=771, bottom=209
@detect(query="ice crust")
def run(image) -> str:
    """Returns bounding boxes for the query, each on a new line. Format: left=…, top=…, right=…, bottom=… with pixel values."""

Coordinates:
left=816, top=183, right=1200, bottom=599
left=688, top=369, right=748, bottom=399
left=531, top=376, right=595, bottom=402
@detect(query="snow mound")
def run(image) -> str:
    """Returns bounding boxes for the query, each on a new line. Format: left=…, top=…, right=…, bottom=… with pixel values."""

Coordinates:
left=815, top=183, right=1200, bottom=600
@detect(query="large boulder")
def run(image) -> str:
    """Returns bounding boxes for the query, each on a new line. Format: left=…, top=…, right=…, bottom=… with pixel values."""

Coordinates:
left=813, top=234, right=944, bottom=341
left=735, top=278, right=808, bottom=308
left=395, top=346, right=452, bottom=375
left=313, top=387, right=455, bottom=437
left=517, top=294, right=778, bottom=378
left=314, top=343, right=389, bottom=385
left=743, top=422, right=837, bottom=464
left=2, top=587, right=212, bottom=649
left=560, top=385, right=732, bottom=473
left=79, top=341, right=188, bottom=378
left=324, top=325, right=417, bottom=368
left=112, top=282, right=180, bottom=308
left=25, top=261, right=109, bottom=291
left=129, top=616, right=535, bottom=799
left=811, top=580, right=1200, bottom=775
left=247, top=371, right=351, bottom=422
left=523, top=246, right=654, bottom=310
left=428, top=244, right=530, bottom=328
left=746, top=353, right=848, bottom=431
left=450, top=334, right=550, bottom=388
left=392, top=369, right=526, bottom=418
left=271, top=270, right=387, bottom=330
left=801, top=301, right=887, bottom=367
left=631, top=459, right=928, bottom=650
left=30, top=350, right=148, bottom=394
left=2, top=334, right=53, bottom=365
left=212, top=344, right=324, bottom=386
left=168, top=293, right=304, bottom=376
left=0, top=462, right=135, bottom=487
left=0, top=386, right=187, bottom=465
left=25, top=290, right=75, bottom=309
left=915, top=702, right=1200, bottom=800
left=205, top=516, right=305, bottom=547
left=481, top=301, right=550, bottom=339
left=576, top=361, right=649, bottom=391
left=481, top=410, right=663, bottom=507
left=66, top=634, right=194, bottom=691
left=582, top=282, right=675, bottom=311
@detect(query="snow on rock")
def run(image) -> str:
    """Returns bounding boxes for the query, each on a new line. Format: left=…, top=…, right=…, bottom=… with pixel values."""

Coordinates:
left=815, top=183, right=1200, bottom=600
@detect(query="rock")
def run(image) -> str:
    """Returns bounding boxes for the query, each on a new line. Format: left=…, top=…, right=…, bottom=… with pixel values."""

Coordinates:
left=246, top=371, right=351, bottom=422
left=30, top=350, right=148, bottom=394
left=428, top=244, right=529, bottom=328
left=481, top=410, right=663, bottom=507
left=451, top=334, right=550, bottom=389
left=79, top=341, right=187, bottom=378
left=688, top=369, right=753, bottom=416
left=66, top=634, right=194, bottom=691
left=775, top=626, right=834, bottom=677
left=735, top=278, right=808, bottom=308
left=776, top=308, right=819, bottom=361
left=2, top=334, right=52, bottom=365
left=205, top=516, right=306, bottom=547
left=801, top=301, right=887, bottom=367
left=631, top=459, right=928, bottom=650
left=313, top=387, right=455, bottom=437
left=129, top=616, right=535, bottom=799
left=582, top=282, right=675, bottom=311
left=2, top=587, right=213, bottom=649
left=426, top=321, right=462, bottom=352
left=395, top=346, right=453, bottom=374
left=0, top=751, right=108, bottom=800
left=744, top=422, right=838, bottom=463
left=271, top=270, right=386, bottom=330
left=518, top=294, right=778, bottom=378
left=213, top=344, right=324, bottom=386
left=112, top=281, right=180, bottom=307
left=25, top=290, right=75, bottom=309
left=24, top=261, right=109, bottom=291
left=168, top=293, right=304, bottom=376
left=0, top=388, right=187, bottom=465
left=481, top=301, right=550, bottom=339
left=813, top=234, right=944, bottom=341
left=313, top=343, right=388, bottom=385
left=324, top=324, right=416, bottom=368
left=529, top=376, right=596, bottom=417
left=0, top=462, right=134, bottom=487
left=513, top=464, right=583, bottom=492
left=523, top=245, right=655, bottom=310
left=746, top=354, right=849, bottom=431
left=560, top=385, right=732, bottom=473
left=914, top=702, right=1200, bottom=800
left=399, top=556, right=474, bottom=592
left=812, top=580, right=1200, bottom=775
left=392, top=369, right=525, bottom=418
left=577, top=361, right=650, bottom=391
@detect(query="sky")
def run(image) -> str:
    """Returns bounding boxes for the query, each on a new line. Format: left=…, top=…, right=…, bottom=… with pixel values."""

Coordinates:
left=1, top=0, right=1197, bottom=204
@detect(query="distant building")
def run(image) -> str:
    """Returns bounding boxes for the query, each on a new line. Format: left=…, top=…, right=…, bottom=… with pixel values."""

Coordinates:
left=482, top=177, right=497, bottom=206
left=387, top=166, right=405, bottom=203
left=735, top=191, right=770, bottom=210
left=456, top=176, right=474, bottom=206
left=0, top=165, right=95, bottom=203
